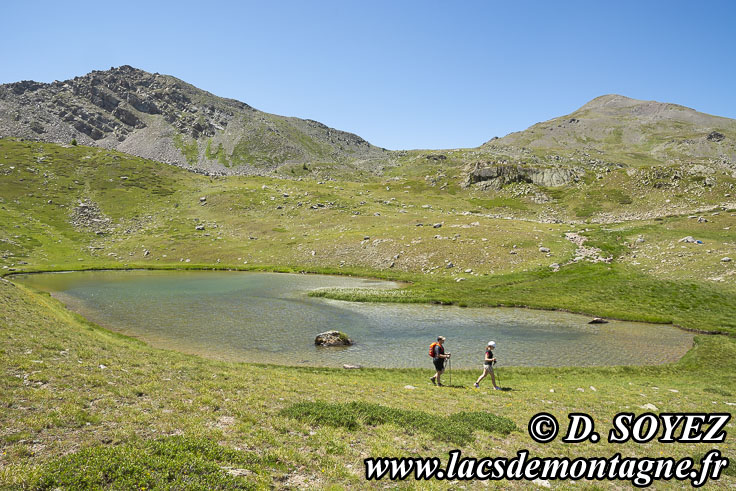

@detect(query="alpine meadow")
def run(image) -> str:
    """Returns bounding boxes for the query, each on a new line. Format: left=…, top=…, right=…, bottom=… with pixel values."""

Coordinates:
left=0, top=63, right=734, bottom=489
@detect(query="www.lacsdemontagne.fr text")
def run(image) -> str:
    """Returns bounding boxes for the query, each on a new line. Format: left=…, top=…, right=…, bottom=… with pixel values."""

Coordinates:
left=364, top=449, right=729, bottom=487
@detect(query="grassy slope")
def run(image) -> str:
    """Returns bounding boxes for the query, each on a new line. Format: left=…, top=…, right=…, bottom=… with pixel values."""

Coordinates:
left=1, top=138, right=735, bottom=487
left=1, top=279, right=734, bottom=488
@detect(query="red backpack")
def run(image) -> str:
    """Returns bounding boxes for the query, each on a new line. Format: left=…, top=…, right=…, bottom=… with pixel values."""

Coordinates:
left=429, top=342, right=441, bottom=358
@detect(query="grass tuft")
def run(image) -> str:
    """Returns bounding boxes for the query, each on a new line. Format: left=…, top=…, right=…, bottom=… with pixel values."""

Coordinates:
left=280, top=401, right=517, bottom=445
left=34, top=436, right=270, bottom=490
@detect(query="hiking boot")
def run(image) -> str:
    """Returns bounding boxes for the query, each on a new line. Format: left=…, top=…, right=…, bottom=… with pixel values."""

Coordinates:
left=430, top=377, right=436, bottom=386
left=473, top=383, right=480, bottom=389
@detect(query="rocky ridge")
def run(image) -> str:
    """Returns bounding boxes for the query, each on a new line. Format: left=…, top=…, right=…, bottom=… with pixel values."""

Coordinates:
left=0, top=66, right=388, bottom=175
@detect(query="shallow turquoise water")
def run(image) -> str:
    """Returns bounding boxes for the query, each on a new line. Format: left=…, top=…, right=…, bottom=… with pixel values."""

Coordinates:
left=15, top=270, right=694, bottom=368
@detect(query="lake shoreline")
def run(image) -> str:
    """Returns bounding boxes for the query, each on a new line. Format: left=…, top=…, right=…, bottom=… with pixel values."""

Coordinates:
left=6, top=263, right=726, bottom=336
left=13, top=269, right=696, bottom=369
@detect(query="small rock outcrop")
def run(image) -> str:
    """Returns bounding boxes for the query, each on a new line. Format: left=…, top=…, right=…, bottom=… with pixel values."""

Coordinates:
left=588, top=317, right=608, bottom=324
left=463, top=162, right=581, bottom=189
left=315, top=330, right=353, bottom=346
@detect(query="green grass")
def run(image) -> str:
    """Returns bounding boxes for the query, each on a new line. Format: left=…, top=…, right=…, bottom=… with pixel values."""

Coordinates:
left=205, top=139, right=230, bottom=167
left=34, top=436, right=273, bottom=490
left=1, top=279, right=734, bottom=488
left=280, top=401, right=517, bottom=445
left=173, top=133, right=199, bottom=166
left=1, top=138, right=735, bottom=487
left=312, top=262, right=736, bottom=332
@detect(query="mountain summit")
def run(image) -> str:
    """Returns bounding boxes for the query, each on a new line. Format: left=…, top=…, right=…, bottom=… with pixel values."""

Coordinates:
left=0, top=65, right=386, bottom=174
left=484, top=94, right=735, bottom=167
left=1, top=67, right=735, bottom=176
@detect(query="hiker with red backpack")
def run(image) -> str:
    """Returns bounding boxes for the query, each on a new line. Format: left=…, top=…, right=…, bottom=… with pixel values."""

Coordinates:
left=429, top=336, right=451, bottom=386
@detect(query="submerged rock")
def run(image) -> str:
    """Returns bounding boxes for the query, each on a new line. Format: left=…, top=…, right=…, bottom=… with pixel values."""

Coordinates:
left=315, top=330, right=353, bottom=346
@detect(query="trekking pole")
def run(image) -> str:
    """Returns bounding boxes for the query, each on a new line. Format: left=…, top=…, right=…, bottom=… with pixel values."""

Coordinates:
left=448, top=357, right=452, bottom=386
left=495, top=362, right=501, bottom=387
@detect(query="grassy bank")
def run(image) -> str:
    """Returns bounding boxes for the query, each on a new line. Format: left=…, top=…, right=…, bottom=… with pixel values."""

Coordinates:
left=311, top=261, right=736, bottom=333
left=1, top=138, right=735, bottom=487
left=1, top=278, right=735, bottom=488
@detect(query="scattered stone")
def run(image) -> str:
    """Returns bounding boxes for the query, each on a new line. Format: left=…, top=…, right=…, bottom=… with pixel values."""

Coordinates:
left=539, top=247, right=550, bottom=253
left=707, top=131, right=725, bottom=142
left=195, top=224, right=205, bottom=231
left=722, top=257, right=732, bottom=262
left=433, top=223, right=442, bottom=228
left=640, top=403, right=658, bottom=411
left=199, top=196, right=206, bottom=202
left=223, top=467, right=251, bottom=477
left=456, top=278, right=465, bottom=282
left=532, top=478, right=551, bottom=488
left=589, top=317, right=608, bottom=324
left=589, top=386, right=597, bottom=391
left=576, top=388, right=585, bottom=392
left=143, top=249, right=150, bottom=256
left=404, top=385, right=416, bottom=390
left=445, top=262, right=454, bottom=268
left=342, top=364, right=362, bottom=369
left=315, top=330, right=353, bottom=346
left=464, top=268, right=473, bottom=273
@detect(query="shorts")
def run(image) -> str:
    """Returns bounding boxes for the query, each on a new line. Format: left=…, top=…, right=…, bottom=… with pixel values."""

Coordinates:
left=483, top=364, right=494, bottom=373
left=433, top=358, right=445, bottom=371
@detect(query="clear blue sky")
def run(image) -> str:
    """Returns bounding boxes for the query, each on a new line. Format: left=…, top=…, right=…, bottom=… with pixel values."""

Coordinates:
left=2, top=1, right=734, bottom=150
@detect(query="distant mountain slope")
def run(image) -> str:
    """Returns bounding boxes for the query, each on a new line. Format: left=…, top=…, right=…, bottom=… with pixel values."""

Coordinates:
left=0, top=65, right=388, bottom=175
left=482, top=94, right=736, bottom=167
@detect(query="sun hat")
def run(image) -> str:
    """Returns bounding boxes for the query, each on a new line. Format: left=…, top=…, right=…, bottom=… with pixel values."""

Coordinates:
left=487, top=341, right=496, bottom=347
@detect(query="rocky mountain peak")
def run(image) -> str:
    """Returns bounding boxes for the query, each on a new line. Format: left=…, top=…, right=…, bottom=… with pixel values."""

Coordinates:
left=0, top=66, right=384, bottom=175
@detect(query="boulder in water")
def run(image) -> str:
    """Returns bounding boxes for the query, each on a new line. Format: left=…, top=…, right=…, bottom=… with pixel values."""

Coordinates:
left=588, top=317, right=608, bottom=324
left=315, top=330, right=353, bottom=346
